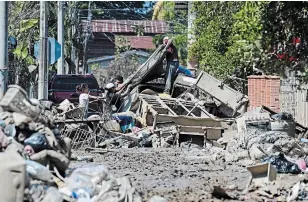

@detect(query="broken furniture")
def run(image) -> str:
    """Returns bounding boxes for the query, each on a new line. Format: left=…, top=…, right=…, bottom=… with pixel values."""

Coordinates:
left=173, top=71, right=249, bottom=118
left=247, top=163, right=277, bottom=185
left=133, top=94, right=227, bottom=147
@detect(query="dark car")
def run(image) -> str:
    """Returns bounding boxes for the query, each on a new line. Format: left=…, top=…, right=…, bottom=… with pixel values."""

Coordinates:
left=48, top=74, right=102, bottom=107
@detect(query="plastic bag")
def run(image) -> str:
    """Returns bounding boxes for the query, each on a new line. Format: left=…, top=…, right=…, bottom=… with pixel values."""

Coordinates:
left=41, top=187, right=63, bottom=202
left=26, top=160, right=53, bottom=182
left=138, top=130, right=152, bottom=147
left=24, top=132, right=49, bottom=153
left=72, top=188, right=91, bottom=200
left=65, top=165, right=108, bottom=197
left=262, top=153, right=301, bottom=174
left=4, top=124, right=16, bottom=137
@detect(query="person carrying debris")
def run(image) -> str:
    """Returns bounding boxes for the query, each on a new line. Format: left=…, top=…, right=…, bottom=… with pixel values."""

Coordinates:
left=76, top=83, right=104, bottom=107
left=163, top=36, right=179, bottom=95
left=104, top=82, right=132, bottom=113
left=104, top=83, right=122, bottom=112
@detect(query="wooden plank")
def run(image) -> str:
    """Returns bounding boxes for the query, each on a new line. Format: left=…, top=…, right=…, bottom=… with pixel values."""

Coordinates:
left=247, top=163, right=277, bottom=184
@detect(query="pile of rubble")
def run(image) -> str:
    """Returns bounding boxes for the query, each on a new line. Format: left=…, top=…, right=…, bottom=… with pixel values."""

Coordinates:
left=0, top=85, right=146, bottom=202
left=82, top=64, right=308, bottom=201
left=36, top=55, right=308, bottom=201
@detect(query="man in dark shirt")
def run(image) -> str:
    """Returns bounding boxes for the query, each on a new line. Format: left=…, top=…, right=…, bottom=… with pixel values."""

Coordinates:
left=114, top=75, right=124, bottom=92
left=163, top=36, right=179, bottom=94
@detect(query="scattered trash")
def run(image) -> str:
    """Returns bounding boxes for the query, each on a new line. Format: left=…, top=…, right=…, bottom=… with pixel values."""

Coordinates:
left=271, top=112, right=294, bottom=121
left=26, top=160, right=53, bottom=182
left=297, top=159, right=307, bottom=171
left=262, top=153, right=302, bottom=174
left=300, top=138, right=308, bottom=143
left=24, top=133, right=49, bottom=153
left=41, top=187, right=63, bottom=202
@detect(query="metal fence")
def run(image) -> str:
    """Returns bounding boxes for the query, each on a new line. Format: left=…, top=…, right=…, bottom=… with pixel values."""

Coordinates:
left=280, top=77, right=308, bottom=127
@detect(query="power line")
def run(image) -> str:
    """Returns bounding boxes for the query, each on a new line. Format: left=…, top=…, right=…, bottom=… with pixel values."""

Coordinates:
left=121, top=2, right=188, bottom=27
left=78, top=5, right=188, bottom=24
left=121, top=2, right=151, bottom=21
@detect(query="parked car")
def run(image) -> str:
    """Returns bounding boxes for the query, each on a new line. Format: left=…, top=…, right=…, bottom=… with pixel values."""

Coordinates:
left=48, top=74, right=103, bottom=112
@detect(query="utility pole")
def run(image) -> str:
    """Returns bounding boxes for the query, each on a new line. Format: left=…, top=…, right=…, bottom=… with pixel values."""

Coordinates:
left=38, top=1, right=48, bottom=100
left=0, top=2, right=8, bottom=99
left=57, top=1, right=64, bottom=74
left=76, top=10, right=81, bottom=74
left=83, top=1, right=92, bottom=74
left=70, top=2, right=76, bottom=74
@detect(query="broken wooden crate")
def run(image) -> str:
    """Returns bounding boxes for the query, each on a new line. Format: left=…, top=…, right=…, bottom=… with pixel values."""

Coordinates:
left=133, top=94, right=227, bottom=147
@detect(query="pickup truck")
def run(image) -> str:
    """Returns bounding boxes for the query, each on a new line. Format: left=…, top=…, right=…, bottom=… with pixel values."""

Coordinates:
left=48, top=74, right=103, bottom=110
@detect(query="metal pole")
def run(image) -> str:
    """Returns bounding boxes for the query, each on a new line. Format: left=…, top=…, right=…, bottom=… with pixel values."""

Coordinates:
left=0, top=2, right=8, bottom=99
left=38, top=1, right=48, bottom=100
left=76, top=10, right=80, bottom=74
left=83, top=1, right=92, bottom=74
left=57, top=1, right=64, bottom=74
left=70, top=2, right=76, bottom=74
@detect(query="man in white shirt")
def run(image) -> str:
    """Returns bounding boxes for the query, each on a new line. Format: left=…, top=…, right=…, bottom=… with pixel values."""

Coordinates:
left=76, top=83, right=103, bottom=107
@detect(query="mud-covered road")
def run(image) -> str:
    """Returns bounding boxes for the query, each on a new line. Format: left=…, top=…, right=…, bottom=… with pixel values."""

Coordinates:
left=72, top=146, right=256, bottom=202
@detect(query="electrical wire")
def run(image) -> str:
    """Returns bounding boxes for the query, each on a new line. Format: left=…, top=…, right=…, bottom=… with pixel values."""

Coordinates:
left=77, top=5, right=188, bottom=25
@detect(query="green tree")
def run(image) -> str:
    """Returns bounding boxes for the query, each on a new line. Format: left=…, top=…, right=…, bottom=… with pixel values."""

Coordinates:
left=190, top=1, right=308, bottom=85
left=189, top=1, right=243, bottom=78
left=152, top=1, right=188, bottom=66
left=261, top=2, right=308, bottom=80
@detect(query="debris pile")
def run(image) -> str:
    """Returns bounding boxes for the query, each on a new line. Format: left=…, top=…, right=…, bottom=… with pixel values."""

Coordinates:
left=46, top=64, right=308, bottom=201
left=84, top=57, right=308, bottom=201
left=0, top=85, right=142, bottom=202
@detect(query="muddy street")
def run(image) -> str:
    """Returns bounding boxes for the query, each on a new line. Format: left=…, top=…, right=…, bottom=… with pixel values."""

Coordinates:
left=72, top=148, right=252, bottom=201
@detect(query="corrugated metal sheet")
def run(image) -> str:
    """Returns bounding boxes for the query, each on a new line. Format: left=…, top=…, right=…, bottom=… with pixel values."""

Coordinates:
left=280, top=77, right=308, bottom=127
left=83, top=20, right=170, bottom=34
